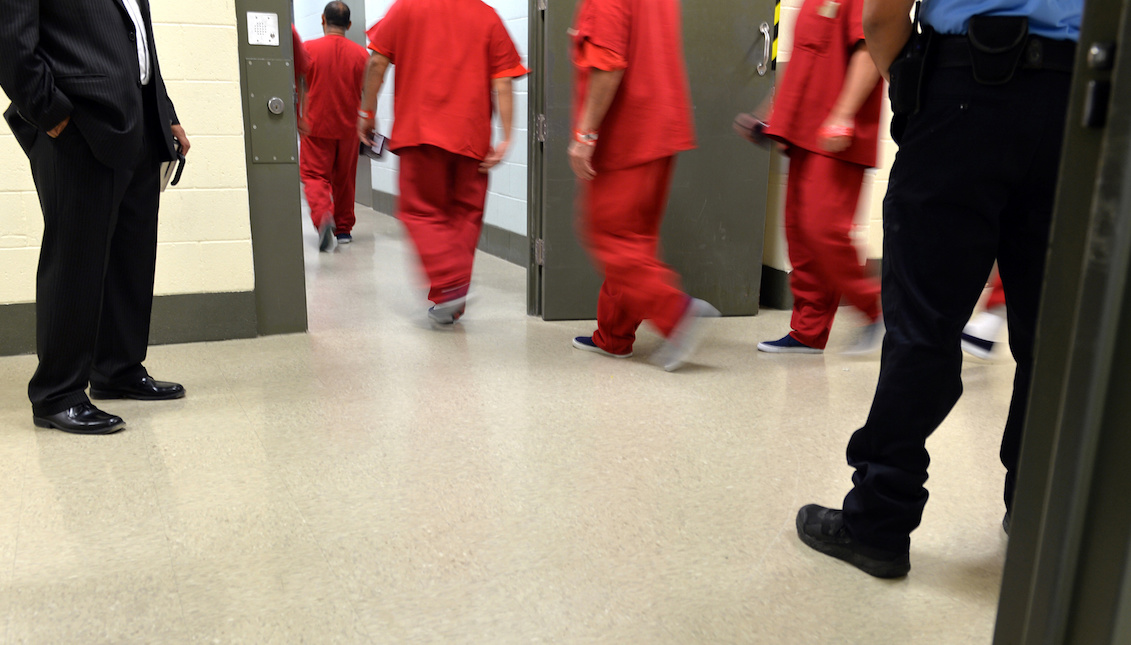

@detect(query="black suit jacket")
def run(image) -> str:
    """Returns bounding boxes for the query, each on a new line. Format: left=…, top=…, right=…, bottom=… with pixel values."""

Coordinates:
left=0, top=0, right=179, bottom=169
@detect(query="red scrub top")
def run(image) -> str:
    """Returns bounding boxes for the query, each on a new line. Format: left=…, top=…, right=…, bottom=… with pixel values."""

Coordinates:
left=367, top=0, right=529, bottom=161
left=571, top=0, right=696, bottom=172
left=764, top=0, right=881, bottom=167
left=292, top=26, right=311, bottom=83
left=303, top=34, right=370, bottom=140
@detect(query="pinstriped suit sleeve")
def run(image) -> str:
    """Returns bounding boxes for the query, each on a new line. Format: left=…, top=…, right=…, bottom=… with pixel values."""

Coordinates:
left=0, top=0, right=74, bottom=130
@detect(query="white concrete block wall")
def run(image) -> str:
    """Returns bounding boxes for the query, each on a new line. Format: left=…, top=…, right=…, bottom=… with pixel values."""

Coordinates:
left=0, top=2, right=255, bottom=304
left=360, top=0, right=530, bottom=236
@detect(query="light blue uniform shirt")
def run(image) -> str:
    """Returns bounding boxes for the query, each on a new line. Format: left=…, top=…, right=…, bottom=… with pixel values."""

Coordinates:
left=922, top=0, right=1082, bottom=40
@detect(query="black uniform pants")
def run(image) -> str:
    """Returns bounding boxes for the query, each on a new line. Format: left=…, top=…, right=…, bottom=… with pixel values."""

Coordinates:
left=26, top=91, right=164, bottom=416
left=841, top=65, right=1073, bottom=552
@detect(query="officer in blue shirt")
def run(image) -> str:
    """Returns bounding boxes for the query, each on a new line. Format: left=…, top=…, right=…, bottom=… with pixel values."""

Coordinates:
left=794, top=0, right=1083, bottom=577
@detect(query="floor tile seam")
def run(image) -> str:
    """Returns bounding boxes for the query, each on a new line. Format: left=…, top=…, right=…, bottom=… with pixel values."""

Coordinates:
left=3, top=435, right=33, bottom=645
left=139, top=425, right=197, bottom=637
left=259, top=459, right=382, bottom=645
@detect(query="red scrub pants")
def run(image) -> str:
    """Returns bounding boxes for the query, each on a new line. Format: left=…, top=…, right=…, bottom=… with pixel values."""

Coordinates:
left=580, top=155, right=688, bottom=356
left=784, top=148, right=881, bottom=349
left=397, top=145, right=489, bottom=304
left=986, top=273, right=1006, bottom=310
left=300, top=134, right=360, bottom=234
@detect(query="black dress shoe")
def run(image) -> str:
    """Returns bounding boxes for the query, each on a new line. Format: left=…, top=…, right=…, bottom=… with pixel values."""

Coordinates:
left=33, top=402, right=126, bottom=434
left=89, top=376, right=186, bottom=401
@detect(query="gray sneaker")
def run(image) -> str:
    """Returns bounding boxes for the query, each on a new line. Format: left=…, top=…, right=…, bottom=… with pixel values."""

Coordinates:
left=427, top=296, right=467, bottom=329
left=842, top=317, right=884, bottom=356
left=318, top=221, right=337, bottom=253
left=653, top=298, right=720, bottom=372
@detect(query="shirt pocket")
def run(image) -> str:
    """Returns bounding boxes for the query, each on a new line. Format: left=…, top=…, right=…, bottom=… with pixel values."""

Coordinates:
left=793, top=2, right=839, bottom=55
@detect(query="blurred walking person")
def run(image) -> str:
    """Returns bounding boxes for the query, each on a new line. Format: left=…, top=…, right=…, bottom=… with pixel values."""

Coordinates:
left=568, top=0, right=719, bottom=372
left=299, top=2, right=369, bottom=252
left=741, top=0, right=884, bottom=356
left=358, top=0, right=527, bottom=325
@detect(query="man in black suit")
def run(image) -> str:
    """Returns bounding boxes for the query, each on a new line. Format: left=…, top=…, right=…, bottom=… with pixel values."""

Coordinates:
left=0, top=0, right=191, bottom=434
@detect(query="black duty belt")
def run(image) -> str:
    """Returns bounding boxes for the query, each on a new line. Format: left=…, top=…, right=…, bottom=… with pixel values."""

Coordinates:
left=934, top=34, right=1076, bottom=73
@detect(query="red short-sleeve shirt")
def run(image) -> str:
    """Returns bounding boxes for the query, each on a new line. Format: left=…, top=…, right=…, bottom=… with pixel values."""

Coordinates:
left=571, top=0, right=696, bottom=172
left=292, top=26, right=311, bottom=83
left=763, top=0, right=882, bottom=167
left=367, top=0, right=529, bottom=160
left=303, top=34, right=369, bottom=139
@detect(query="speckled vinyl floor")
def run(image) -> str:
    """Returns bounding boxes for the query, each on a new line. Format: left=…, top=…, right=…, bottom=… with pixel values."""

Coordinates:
left=0, top=206, right=1017, bottom=643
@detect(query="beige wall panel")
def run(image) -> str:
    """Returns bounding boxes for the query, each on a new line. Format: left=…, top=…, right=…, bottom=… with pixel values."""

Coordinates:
left=154, top=241, right=256, bottom=295
left=0, top=11, right=256, bottom=306
left=0, top=135, right=36, bottom=193
left=152, top=0, right=238, bottom=25
left=158, top=190, right=253, bottom=243
left=0, top=248, right=40, bottom=303
left=164, top=81, right=246, bottom=137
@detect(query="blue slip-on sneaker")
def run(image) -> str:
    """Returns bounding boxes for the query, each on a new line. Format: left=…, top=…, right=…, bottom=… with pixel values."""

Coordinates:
left=572, top=335, right=633, bottom=358
left=961, top=332, right=995, bottom=359
left=757, top=334, right=822, bottom=354
left=335, top=233, right=352, bottom=244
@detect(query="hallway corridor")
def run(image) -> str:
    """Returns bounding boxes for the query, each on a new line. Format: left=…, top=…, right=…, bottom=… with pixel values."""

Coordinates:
left=0, top=207, right=1015, bottom=643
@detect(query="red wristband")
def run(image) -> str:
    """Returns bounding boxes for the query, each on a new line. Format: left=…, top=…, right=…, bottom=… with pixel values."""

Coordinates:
left=817, top=124, right=854, bottom=139
left=358, top=109, right=375, bottom=120
left=574, top=130, right=598, bottom=146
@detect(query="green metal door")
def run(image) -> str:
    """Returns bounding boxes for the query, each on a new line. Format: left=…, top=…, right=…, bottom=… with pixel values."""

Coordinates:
left=528, top=0, right=776, bottom=319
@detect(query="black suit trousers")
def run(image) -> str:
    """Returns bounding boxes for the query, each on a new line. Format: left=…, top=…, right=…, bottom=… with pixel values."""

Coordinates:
left=840, top=66, right=1073, bottom=552
left=26, top=97, right=163, bottom=416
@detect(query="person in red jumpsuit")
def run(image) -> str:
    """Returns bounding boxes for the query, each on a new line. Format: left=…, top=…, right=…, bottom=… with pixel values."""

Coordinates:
left=746, top=0, right=884, bottom=355
left=568, top=0, right=720, bottom=372
left=299, top=2, right=369, bottom=252
left=357, top=0, right=527, bottom=327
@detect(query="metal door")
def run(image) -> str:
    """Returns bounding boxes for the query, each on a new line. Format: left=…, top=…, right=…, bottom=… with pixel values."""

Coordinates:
left=528, top=0, right=777, bottom=319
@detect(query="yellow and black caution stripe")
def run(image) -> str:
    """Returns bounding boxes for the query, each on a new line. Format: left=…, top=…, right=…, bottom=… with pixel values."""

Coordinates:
left=772, top=0, right=780, bottom=70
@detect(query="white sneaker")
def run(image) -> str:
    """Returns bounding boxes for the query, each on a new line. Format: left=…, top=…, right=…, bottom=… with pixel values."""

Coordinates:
left=842, top=317, right=885, bottom=356
left=653, top=298, right=721, bottom=372
left=961, top=308, right=1006, bottom=359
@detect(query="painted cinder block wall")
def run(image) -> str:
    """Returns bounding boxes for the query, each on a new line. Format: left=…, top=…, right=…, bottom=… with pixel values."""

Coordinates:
left=0, top=0, right=256, bottom=308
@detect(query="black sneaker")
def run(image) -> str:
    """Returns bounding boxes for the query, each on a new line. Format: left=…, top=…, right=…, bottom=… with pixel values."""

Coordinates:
left=796, top=504, right=910, bottom=578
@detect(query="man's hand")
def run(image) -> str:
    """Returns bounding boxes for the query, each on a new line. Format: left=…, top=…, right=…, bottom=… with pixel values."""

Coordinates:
left=170, top=123, right=191, bottom=155
left=47, top=117, right=70, bottom=138
left=357, top=116, right=376, bottom=146
left=817, top=112, right=854, bottom=153
left=569, top=141, right=596, bottom=181
left=480, top=139, right=509, bottom=173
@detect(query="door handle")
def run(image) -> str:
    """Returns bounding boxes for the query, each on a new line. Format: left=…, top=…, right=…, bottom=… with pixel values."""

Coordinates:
left=758, top=22, right=771, bottom=76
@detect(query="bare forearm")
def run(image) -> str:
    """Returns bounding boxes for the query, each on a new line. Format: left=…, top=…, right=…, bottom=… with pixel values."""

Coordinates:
left=493, top=77, right=514, bottom=143
left=577, top=68, right=625, bottom=132
left=359, top=53, right=391, bottom=112
left=863, top=0, right=915, bottom=80
left=830, top=45, right=882, bottom=119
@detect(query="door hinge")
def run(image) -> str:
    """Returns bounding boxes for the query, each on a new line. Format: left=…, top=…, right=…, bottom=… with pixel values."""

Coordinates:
left=534, top=238, right=545, bottom=266
left=536, top=114, right=547, bottom=142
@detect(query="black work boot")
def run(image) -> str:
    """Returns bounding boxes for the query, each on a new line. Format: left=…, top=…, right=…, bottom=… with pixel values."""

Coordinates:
left=796, top=504, right=911, bottom=578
